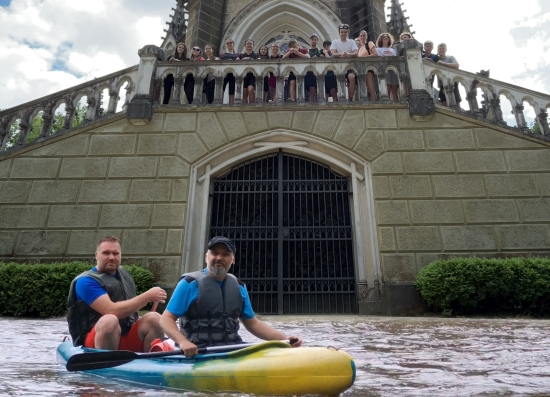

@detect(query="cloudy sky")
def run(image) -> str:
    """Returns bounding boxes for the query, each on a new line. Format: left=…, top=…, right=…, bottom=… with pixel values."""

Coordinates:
left=0, top=0, right=548, bottom=123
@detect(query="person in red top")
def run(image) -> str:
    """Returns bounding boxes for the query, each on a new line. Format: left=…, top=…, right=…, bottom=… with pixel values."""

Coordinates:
left=282, top=39, right=310, bottom=102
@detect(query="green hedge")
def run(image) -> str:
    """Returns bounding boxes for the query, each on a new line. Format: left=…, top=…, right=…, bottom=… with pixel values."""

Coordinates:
left=0, top=262, right=156, bottom=318
left=415, top=257, right=550, bottom=316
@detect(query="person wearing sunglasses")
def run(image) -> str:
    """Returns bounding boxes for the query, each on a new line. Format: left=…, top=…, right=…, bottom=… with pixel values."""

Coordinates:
left=219, top=38, right=238, bottom=104
left=330, top=24, right=358, bottom=101
left=163, top=42, right=187, bottom=104
left=183, top=46, right=205, bottom=105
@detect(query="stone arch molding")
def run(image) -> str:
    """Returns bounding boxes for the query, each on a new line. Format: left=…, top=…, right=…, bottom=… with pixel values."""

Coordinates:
left=223, top=0, right=342, bottom=50
left=181, top=130, right=381, bottom=292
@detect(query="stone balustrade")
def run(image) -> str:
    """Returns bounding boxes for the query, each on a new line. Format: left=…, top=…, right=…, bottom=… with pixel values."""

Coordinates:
left=423, top=60, right=550, bottom=137
left=0, top=65, right=138, bottom=153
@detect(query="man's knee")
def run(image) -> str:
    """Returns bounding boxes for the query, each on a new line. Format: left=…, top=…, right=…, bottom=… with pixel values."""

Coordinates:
left=139, top=312, right=162, bottom=328
left=96, top=314, right=121, bottom=334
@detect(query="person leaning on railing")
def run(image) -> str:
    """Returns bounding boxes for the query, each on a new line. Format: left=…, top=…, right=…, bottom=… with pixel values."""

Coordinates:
left=357, top=30, right=378, bottom=102
left=203, top=44, right=218, bottom=104
left=163, top=42, right=188, bottom=104
left=282, top=39, right=310, bottom=102
left=238, top=39, right=258, bottom=104
left=257, top=45, right=271, bottom=103
left=322, top=40, right=338, bottom=102
left=330, top=24, right=358, bottom=102
left=184, top=46, right=205, bottom=105
left=436, top=43, right=461, bottom=108
left=219, top=38, right=238, bottom=104
left=305, top=33, right=325, bottom=103
left=267, top=43, right=282, bottom=103
left=375, top=33, right=399, bottom=102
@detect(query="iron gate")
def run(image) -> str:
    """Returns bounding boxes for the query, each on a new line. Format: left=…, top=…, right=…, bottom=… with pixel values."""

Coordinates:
left=209, top=151, right=358, bottom=314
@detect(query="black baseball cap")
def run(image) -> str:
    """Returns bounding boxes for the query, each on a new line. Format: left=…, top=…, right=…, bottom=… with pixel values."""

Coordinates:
left=207, top=236, right=236, bottom=253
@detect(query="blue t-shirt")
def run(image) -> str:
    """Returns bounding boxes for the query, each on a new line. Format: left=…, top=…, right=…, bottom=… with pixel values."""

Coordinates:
left=75, top=267, right=112, bottom=306
left=166, top=269, right=255, bottom=320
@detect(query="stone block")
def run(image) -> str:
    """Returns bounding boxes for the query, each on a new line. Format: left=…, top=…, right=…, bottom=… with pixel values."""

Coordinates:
left=122, top=229, right=167, bottom=255
left=90, top=119, right=126, bottom=133
left=441, top=226, right=497, bottom=250
left=111, top=157, right=159, bottom=178
left=385, top=130, right=424, bottom=150
left=124, top=113, right=164, bottom=133
left=137, top=134, right=177, bottom=155
left=28, top=181, right=80, bottom=203
left=59, top=158, right=108, bottom=178
left=292, top=111, right=317, bottom=133
left=372, top=176, right=390, bottom=198
left=381, top=254, right=417, bottom=282
left=376, top=200, right=410, bottom=225
left=0, top=205, right=49, bottom=228
left=243, top=112, right=268, bottom=134
left=164, top=113, right=196, bottom=132
left=0, top=159, right=11, bottom=179
left=220, top=112, right=248, bottom=140
left=15, top=231, right=68, bottom=255
left=99, top=204, right=152, bottom=227
left=410, top=200, right=464, bottom=224
left=497, top=225, right=550, bottom=249
left=485, top=174, right=538, bottom=197
left=10, top=158, right=60, bottom=179
left=517, top=198, right=550, bottom=222
left=67, top=230, right=122, bottom=255
left=353, top=130, right=384, bottom=161
left=506, top=150, right=550, bottom=171
left=0, top=182, right=30, bottom=203
left=372, top=153, right=403, bottom=174
left=403, top=152, right=454, bottom=173
left=536, top=173, right=550, bottom=196
left=313, top=110, right=344, bottom=138
left=425, top=129, right=475, bottom=150
left=475, top=128, right=545, bottom=149
left=172, top=179, right=189, bottom=202
left=177, top=133, right=208, bottom=163
left=267, top=111, right=292, bottom=129
left=365, top=109, right=397, bottom=128
left=166, top=229, right=184, bottom=254
left=334, top=110, right=365, bottom=148
left=80, top=180, right=130, bottom=202
left=152, top=204, right=186, bottom=227
left=159, top=157, right=190, bottom=177
left=455, top=151, right=507, bottom=172
left=0, top=231, right=17, bottom=255
left=146, top=256, right=182, bottom=285
left=25, top=135, right=89, bottom=156
left=397, top=109, right=473, bottom=129
left=463, top=200, right=518, bottom=223
left=390, top=176, right=432, bottom=198
left=88, top=135, right=137, bottom=155
left=396, top=226, right=441, bottom=250
left=378, top=227, right=395, bottom=251
left=48, top=205, right=101, bottom=228
left=433, top=175, right=486, bottom=198
left=130, top=179, right=171, bottom=202
left=416, top=252, right=470, bottom=270
left=197, top=112, right=228, bottom=150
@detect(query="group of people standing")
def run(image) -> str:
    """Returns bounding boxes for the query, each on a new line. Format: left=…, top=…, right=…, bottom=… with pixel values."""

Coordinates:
left=162, top=23, right=460, bottom=105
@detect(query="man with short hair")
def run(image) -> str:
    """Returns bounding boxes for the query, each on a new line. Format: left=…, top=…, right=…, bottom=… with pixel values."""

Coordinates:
left=436, top=43, right=461, bottom=107
left=67, top=236, right=167, bottom=352
left=160, top=236, right=302, bottom=357
left=306, top=33, right=324, bottom=102
left=330, top=24, right=358, bottom=101
left=422, top=40, right=439, bottom=62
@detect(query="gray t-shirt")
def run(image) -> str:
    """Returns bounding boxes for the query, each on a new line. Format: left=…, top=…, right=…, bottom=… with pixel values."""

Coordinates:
left=439, top=55, right=458, bottom=64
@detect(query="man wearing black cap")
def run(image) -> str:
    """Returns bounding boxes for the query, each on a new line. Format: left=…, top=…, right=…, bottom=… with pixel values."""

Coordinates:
left=160, top=236, right=302, bottom=357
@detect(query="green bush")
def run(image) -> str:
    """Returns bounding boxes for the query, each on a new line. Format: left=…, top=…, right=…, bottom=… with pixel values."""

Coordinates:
left=0, top=262, right=156, bottom=318
left=415, top=257, right=550, bottom=316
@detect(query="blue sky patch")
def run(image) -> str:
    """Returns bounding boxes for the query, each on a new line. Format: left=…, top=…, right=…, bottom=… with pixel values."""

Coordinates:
left=0, top=0, right=11, bottom=7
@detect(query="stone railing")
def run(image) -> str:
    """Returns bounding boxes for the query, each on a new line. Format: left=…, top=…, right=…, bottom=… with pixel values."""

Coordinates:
left=423, top=60, right=550, bottom=136
left=0, top=65, right=138, bottom=153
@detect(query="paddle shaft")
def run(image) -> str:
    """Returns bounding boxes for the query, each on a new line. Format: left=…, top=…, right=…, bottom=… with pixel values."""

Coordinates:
left=66, top=342, right=262, bottom=372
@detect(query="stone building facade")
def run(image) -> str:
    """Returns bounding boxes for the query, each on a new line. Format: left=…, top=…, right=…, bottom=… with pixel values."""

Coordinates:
left=1, top=0, right=549, bottom=315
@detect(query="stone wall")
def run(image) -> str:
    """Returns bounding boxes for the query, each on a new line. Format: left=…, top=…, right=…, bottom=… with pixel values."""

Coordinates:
left=1, top=105, right=549, bottom=305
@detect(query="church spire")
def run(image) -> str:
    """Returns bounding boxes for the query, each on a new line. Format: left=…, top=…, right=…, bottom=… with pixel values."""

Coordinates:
left=387, top=0, right=414, bottom=40
left=162, top=0, right=189, bottom=44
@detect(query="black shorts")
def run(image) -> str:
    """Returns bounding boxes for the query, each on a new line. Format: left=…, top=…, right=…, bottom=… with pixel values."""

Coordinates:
left=288, top=72, right=296, bottom=81
left=243, top=72, right=256, bottom=88
left=304, top=71, right=317, bottom=90
left=223, top=73, right=235, bottom=95
left=325, top=71, right=337, bottom=94
left=263, top=75, right=269, bottom=92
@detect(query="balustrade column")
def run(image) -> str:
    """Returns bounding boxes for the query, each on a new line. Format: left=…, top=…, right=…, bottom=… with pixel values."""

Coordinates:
left=63, top=104, right=75, bottom=130
left=151, top=79, right=162, bottom=105
left=16, top=121, right=30, bottom=146
left=444, top=84, right=458, bottom=110
left=39, top=112, right=52, bottom=138
left=256, top=76, right=263, bottom=104
left=193, top=77, right=202, bottom=104
left=214, top=77, right=223, bottom=104
left=107, top=90, right=119, bottom=114
left=537, top=110, right=550, bottom=136
left=467, top=91, right=481, bottom=115
left=85, top=98, right=96, bottom=122
left=173, top=76, right=184, bottom=105
left=297, top=75, right=305, bottom=103
left=490, top=98, right=506, bottom=125
left=513, top=105, right=529, bottom=133
left=124, top=82, right=135, bottom=109
left=235, top=77, right=243, bottom=104
left=316, top=74, right=325, bottom=103
left=377, top=73, right=391, bottom=103
left=0, top=121, right=8, bottom=150
left=337, top=75, right=346, bottom=101
left=276, top=76, right=285, bottom=103
left=357, top=74, right=368, bottom=102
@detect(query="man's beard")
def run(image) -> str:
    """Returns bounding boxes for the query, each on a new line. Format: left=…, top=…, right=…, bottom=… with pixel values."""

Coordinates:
left=210, top=262, right=228, bottom=277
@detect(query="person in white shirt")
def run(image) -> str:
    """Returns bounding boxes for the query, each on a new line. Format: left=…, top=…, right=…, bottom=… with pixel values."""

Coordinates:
left=375, top=33, right=399, bottom=101
left=330, top=24, right=358, bottom=101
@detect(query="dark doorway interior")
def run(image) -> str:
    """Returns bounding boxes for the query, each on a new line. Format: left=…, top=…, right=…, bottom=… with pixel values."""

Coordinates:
left=209, top=150, right=358, bottom=314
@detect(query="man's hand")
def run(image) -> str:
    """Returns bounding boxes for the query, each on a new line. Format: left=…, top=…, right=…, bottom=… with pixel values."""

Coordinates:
left=288, top=336, right=303, bottom=347
left=179, top=340, right=199, bottom=357
left=145, top=286, right=167, bottom=304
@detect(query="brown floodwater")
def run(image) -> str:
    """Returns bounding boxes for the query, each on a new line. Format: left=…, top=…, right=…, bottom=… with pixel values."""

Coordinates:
left=1, top=315, right=549, bottom=396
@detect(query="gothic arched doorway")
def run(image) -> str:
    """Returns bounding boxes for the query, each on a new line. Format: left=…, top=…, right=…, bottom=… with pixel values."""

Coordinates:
left=209, top=150, right=358, bottom=314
